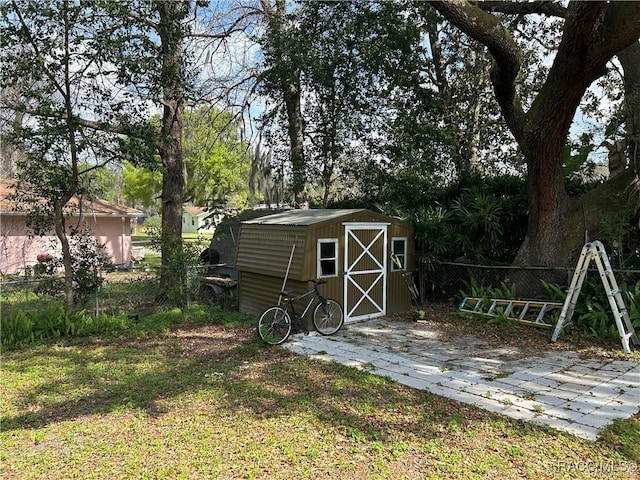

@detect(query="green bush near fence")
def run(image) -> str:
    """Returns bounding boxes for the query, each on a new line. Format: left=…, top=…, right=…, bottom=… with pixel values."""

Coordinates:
left=2, top=303, right=188, bottom=349
left=1, top=285, right=253, bottom=350
left=1, top=303, right=129, bottom=348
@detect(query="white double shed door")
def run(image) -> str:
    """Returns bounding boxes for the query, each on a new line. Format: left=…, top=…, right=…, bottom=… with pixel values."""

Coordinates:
left=342, top=222, right=389, bottom=322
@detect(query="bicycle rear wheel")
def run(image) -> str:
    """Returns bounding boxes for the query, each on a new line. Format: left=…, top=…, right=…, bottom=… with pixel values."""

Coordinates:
left=313, top=299, right=344, bottom=335
left=258, top=306, right=292, bottom=345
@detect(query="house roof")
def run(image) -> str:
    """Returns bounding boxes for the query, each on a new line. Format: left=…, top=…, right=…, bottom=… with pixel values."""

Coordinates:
left=183, top=206, right=209, bottom=217
left=242, top=209, right=371, bottom=226
left=0, top=178, right=142, bottom=217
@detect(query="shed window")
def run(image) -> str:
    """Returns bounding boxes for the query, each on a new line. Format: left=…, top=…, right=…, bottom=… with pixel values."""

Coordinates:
left=317, top=239, right=338, bottom=278
left=391, top=237, right=407, bottom=271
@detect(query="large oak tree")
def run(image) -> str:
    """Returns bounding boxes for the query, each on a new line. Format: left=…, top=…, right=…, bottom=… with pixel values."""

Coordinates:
left=428, top=1, right=640, bottom=267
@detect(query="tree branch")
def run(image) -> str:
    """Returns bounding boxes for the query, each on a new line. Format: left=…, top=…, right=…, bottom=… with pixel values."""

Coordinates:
left=11, top=105, right=150, bottom=139
left=429, top=0, right=527, bottom=142
left=473, top=1, right=567, bottom=18
left=588, top=2, right=640, bottom=66
left=11, top=0, right=66, bottom=101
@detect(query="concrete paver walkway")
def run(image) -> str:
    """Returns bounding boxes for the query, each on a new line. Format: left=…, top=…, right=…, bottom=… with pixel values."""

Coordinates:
left=282, top=318, right=640, bottom=441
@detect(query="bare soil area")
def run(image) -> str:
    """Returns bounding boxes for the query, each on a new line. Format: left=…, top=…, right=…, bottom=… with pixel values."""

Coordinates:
left=392, top=302, right=640, bottom=362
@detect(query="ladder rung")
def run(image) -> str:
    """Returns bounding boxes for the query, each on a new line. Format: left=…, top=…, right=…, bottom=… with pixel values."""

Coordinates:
left=503, top=302, right=515, bottom=316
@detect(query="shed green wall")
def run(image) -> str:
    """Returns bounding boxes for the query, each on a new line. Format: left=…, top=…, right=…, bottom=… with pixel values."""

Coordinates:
left=236, top=210, right=414, bottom=321
left=238, top=273, right=341, bottom=329
left=235, top=224, right=307, bottom=280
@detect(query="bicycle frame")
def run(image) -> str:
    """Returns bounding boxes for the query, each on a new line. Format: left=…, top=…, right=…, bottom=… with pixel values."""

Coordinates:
left=258, top=279, right=343, bottom=345
left=280, top=286, right=323, bottom=321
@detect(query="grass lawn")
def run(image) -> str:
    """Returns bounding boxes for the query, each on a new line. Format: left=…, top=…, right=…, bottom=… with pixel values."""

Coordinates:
left=2, top=316, right=639, bottom=480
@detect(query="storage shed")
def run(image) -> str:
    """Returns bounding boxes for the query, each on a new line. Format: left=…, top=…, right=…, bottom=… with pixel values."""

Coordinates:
left=235, top=209, right=414, bottom=323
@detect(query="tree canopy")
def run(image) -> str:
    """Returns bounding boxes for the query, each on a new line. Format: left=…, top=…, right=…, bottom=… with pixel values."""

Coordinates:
left=183, top=107, right=251, bottom=209
left=2, top=0, right=640, bottom=287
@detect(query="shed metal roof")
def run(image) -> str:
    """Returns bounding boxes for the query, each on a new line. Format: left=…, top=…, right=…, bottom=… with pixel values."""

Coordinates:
left=242, top=209, right=370, bottom=226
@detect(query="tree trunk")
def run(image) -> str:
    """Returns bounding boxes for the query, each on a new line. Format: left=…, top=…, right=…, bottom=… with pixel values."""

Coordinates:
left=516, top=138, right=567, bottom=266
left=53, top=200, right=74, bottom=310
left=468, top=60, right=489, bottom=173
left=159, top=98, right=185, bottom=296
left=60, top=5, right=78, bottom=310
left=283, top=69, right=307, bottom=205
left=157, top=1, right=186, bottom=298
left=618, top=41, right=640, bottom=173
left=262, top=0, right=307, bottom=206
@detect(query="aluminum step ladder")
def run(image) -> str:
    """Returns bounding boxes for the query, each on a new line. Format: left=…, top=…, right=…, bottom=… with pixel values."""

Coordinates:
left=551, top=241, right=639, bottom=354
left=458, top=297, right=563, bottom=328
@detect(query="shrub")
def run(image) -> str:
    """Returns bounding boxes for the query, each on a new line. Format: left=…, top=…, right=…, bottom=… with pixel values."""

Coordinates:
left=33, top=228, right=113, bottom=305
left=1, top=301, right=129, bottom=349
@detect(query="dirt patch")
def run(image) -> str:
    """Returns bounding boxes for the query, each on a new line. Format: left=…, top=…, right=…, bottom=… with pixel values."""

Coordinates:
left=160, top=300, right=640, bottom=363
left=159, top=302, right=639, bottom=365
left=100, top=271, right=640, bottom=363
left=391, top=302, right=640, bottom=362
left=167, top=323, right=256, bottom=357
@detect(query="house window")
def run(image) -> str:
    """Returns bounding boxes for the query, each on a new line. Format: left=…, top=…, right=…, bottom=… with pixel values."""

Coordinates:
left=391, top=237, right=407, bottom=271
left=191, top=218, right=195, bottom=226
left=317, top=239, right=338, bottom=278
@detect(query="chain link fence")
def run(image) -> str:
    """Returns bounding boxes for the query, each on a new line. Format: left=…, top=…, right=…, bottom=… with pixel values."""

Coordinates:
left=0, top=271, right=158, bottom=318
left=6, top=259, right=640, bottom=318
left=0, top=263, right=238, bottom=319
left=420, top=261, right=640, bottom=305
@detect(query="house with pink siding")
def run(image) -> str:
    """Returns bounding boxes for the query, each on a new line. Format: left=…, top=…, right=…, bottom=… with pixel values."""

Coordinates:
left=0, top=179, right=142, bottom=275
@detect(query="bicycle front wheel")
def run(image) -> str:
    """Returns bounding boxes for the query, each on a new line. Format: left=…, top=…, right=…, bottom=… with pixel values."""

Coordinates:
left=258, top=306, right=292, bottom=345
left=313, top=299, right=344, bottom=335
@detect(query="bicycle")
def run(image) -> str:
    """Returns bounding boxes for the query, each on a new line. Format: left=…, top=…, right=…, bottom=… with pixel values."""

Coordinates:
left=257, top=278, right=344, bottom=345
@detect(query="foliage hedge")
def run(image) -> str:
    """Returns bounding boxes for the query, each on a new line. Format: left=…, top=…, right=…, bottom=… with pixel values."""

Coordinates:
left=1, top=291, right=252, bottom=350
left=1, top=303, right=128, bottom=348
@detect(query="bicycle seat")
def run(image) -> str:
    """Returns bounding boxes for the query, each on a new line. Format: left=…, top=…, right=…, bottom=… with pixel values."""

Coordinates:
left=280, top=290, right=294, bottom=297
left=309, top=278, right=327, bottom=285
